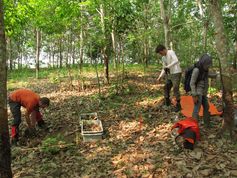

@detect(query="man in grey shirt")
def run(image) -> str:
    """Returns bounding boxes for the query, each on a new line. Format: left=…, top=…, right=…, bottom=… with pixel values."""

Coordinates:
left=156, top=44, right=182, bottom=112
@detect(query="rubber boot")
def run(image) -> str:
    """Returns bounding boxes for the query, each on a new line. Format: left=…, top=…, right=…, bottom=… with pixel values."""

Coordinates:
left=174, top=100, right=181, bottom=112
left=203, top=112, right=211, bottom=128
left=165, top=98, right=171, bottom=106
left=11, top=126, right=19, bottom=146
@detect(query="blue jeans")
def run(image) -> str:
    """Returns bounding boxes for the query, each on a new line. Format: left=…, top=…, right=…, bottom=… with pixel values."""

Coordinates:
left=192, top=95, right=210, bottom=126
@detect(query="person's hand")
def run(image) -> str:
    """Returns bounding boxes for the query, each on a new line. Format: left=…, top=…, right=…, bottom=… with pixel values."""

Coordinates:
left=24, top=127, right=37, bottom=138
left=164, top=67, right=170, bottom=74
left=192, top=96, right=198, bottom=104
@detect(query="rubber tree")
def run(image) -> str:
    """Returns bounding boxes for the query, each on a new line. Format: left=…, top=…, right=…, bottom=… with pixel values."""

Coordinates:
left=208, top=0, right=235, bottom=139
left=0, top=0, right=12, bottom=177
left=159, top=0, right=172, bottom=49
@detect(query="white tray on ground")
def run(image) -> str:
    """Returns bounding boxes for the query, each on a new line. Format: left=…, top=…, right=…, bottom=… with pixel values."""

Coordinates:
left=81, top=119, right=104, bottom=142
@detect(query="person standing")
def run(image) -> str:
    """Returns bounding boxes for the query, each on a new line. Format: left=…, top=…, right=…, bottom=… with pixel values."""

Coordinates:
left=156, top=44, right=182, bottom=112
left=190, top=54, right=212, bottom=127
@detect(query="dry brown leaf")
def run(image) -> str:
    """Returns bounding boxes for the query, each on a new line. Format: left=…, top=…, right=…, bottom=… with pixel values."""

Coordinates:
left=230, top=170, right=237, bottom=176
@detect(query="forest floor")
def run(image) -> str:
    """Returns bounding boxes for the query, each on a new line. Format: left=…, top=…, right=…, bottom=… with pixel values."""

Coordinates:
left=8, top=67, right=237, bottom=178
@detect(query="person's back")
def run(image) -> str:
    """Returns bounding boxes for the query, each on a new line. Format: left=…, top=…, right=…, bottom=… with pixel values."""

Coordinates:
left=190, top=54, right=211, bottom=97
left=9, top=89, right=40, bottom=113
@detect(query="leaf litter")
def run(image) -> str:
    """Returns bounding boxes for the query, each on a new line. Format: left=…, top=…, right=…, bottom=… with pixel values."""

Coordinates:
left=9, top=71, right=237, bottom=178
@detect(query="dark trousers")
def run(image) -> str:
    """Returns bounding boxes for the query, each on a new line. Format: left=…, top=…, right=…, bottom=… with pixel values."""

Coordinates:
left=9, top=99, right=22, bottom=139
left=192, top=95, right=210, bottom=126
left=164, top=73, right=181, bottom=101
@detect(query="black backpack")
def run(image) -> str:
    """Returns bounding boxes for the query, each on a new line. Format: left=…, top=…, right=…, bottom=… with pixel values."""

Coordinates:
left=183, top=66, right=195, bottom=93
left=184, top=65, right=204, bottom=93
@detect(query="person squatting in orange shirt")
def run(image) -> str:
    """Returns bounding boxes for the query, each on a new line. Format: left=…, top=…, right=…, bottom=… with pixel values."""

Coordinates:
left=8, top=89, right=50, bottom=145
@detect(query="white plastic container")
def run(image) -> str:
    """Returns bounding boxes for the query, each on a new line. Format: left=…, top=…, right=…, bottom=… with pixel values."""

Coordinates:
left=81, top=119, right=104, bottom=142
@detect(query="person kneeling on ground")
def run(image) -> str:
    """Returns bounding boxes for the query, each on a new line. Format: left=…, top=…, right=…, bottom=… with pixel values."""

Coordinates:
left=9, top=88, right=50, bottom=145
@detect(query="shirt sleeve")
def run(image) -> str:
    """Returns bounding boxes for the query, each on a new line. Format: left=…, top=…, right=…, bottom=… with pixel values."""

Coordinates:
left=166, top=50, right=179, bottom=68
left=190, top=68, right=199, bottom=96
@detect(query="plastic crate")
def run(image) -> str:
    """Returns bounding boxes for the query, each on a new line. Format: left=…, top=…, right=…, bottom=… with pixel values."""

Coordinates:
left=81, top=119, right=103, bottom=142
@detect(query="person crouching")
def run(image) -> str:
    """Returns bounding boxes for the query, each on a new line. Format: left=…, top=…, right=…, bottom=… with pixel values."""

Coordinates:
left=9, top=89, right=50, bottom=145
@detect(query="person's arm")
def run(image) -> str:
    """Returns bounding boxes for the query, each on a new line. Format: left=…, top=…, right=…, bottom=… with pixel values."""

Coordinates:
left=190, top=68, right=199, bottom=96
left=25, top=111, right=34, bottom=128
left=157, top=69, right=165, bottom=81
left=166, top=50, right=179, bottom=68
left=157, top=57, right=166, bottom=81
left=190, top=68, right=199, bottom=103
left=30, top=111, right=37, bottom=128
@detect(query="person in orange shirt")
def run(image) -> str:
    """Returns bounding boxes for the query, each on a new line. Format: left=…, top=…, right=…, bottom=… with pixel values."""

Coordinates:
left=8, top=89, right=50, bottom=145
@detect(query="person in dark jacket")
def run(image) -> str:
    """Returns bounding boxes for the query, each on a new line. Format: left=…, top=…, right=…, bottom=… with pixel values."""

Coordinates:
left=190, top=54, right=213, bottom=127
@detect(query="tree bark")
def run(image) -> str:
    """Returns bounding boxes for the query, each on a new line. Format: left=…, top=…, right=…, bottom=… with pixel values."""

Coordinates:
left=160, top=0, right=171, bottom=48
left=208, top=0, right=235, bottom=139
left=197, top=0, right=208, bottom=52
left=0, top=0, right=12, bottom=177
left=35, top=29, right=41, bottom=78
left=143, top=3, right=149, bottom=66
left=79, top=25, right=84, bottom=72
left=234, top=40, right=237, bottom=69
left=100, top=4, right=109, bottom=84
left=111, top=28, right=116, bottom=69
left=6, top=38, right=12, bottom=70
left=59, top=38, right=63, bottom=68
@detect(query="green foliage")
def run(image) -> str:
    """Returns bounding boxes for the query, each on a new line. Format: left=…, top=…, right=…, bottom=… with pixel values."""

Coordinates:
left=4, top=0, right=236, bottom=75
left=41, top=134, right=66, bottom=155
left=108, top=82, right=137, bottom=101
left=208, top=87, right=218, bottom=94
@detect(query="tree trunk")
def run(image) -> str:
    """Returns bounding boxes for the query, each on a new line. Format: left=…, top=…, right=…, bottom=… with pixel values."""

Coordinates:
left=52, top=45, right=55, bottom=68
left=121, top=39, right=125, bottom=82
left=0, top=1, right=12, bottom=177
left=72, top=44, right=75, bottom=65
left=35, top=29, right=41, bottom=79
left=65, top=35, right=69, bottom=66
left=79, top=26, right=84, bottom=72
left=144, top=3, right=148, bottom=66
left=160, top=0, right=171, bottom=48
left=197, top=0, right=208, bottom=52
left=111, top=29, right=116, bottom=69
left=59, top=38, right=63, bottom=68
left=48, top=45, right=51, bottom=68
left=6, top=38, right=12, bottom=70
left=234, top=41, right=237, bottom=69
left=100, top=4, right=109, bottom=84
left=208, top=0, right=235, bottom=139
